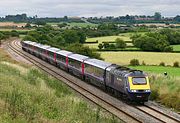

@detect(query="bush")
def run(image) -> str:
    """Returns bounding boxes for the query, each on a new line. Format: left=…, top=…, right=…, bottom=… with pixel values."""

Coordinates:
left=98, top=43, right=103, bottom=50
left=142, top=61, right=146, bottom=65
left=130, top=59, right=140, bottom=66
left=115, top=38, right=127, bottom=49
left=173, top=61, right=179, bottom=67
left=159, top=62, right=165, bottom=66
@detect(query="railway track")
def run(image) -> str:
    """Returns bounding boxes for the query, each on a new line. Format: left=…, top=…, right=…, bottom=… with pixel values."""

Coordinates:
left=7, top=40, right=180, bottom=123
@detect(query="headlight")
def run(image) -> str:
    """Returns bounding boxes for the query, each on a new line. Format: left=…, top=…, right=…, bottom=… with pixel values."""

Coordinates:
left=131, top=90, right=137, bottom=92
left=145, top=90, right=151, bottom=92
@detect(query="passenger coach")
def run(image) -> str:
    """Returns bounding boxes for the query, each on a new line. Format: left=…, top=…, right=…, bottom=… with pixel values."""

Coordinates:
left=21, top=41, right=151, bottom=102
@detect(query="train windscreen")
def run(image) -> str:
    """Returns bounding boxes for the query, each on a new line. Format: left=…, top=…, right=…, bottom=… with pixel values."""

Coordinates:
left=132, top=77, right=146, bottom=85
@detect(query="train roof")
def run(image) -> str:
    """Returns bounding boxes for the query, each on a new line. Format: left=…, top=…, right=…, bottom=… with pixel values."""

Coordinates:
left=85, top=59, right=112, bottom=69
left=23, top=41, right=37, bottom=45
left=107, top=65, right=146, bottom=77
left=38, top=45, right=51, bottom=50
left=23, top=41, right=32, bottom=44
left=68, top=54, right=89, bottom=62
left=47, top=47, right=60, bottom=52
left=56, top=50, right=73, bottom=56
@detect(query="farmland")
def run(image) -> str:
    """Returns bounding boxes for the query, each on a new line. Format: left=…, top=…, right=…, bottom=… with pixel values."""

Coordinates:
left=172, top=45, right=180, bottom=51
left=130, top=66, right=180, bottom=76
left=0, top=22, right=26, bottom=27
left=48, top=22, right=98, bottom=28
left=85, top=32, right=145, bottom=49
left=100, top=51, right=180, bottom=66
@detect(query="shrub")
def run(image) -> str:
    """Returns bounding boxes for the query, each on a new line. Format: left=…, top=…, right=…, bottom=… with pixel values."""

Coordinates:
left=142, top=61, right=146, bottom=65
left=115, top=38, right=127, bottom=49
left=173, top=61, right=179, bottom=67
left=130, top=59, right=140, bottom=66
left=159, top=62, right=165, bottom=66
left=103, top=42, right=110, bottom=49
left=98, top=43, right=103, bottom=50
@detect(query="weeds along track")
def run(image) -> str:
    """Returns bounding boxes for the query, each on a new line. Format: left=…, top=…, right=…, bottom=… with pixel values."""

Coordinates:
left=7, top=40, right=180, bottom=123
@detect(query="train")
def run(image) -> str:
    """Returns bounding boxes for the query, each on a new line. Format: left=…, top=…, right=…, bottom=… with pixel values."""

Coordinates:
left=21, top=41, right=151, bottom=102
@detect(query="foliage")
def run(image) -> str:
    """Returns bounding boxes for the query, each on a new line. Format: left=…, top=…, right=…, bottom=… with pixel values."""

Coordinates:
left=62, top=30, right=80, bottom=44
left=115, top=38, right=127, bottom=49
left=159, top=62, right=165, bottom=66
left=132, top=32, right=173, bottom=52
left=154, top=12, right=161, bottom=20
left=25, top=23, right=31, bottom=28
left=23, top=35, right=37, bottom=42
left=130, top=59, right=140, bottom=66
left=173, top=61, right=179, bottom=67
left=159, top=29, right=180, bottom=45
left=66, top=43, right=102, bottom=60
left=149, top=74, right=180, bottom=111
left=98, top=43, right=103, bottom=50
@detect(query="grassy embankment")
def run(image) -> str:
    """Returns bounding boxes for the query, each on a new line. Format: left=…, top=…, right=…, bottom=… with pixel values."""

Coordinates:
left=0, top=48, right=120, bottom=122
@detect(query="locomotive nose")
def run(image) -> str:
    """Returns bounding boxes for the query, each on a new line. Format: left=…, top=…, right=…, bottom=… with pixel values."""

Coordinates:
left=127, top=76, right=151, bottom=102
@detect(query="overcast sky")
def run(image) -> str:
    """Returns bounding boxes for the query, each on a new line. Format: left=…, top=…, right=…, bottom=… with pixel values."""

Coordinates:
left=0, top=0, right=179, bottom=17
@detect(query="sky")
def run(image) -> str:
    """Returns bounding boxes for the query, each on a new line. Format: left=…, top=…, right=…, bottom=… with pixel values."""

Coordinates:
left=0, top=0, right=179, bottom=17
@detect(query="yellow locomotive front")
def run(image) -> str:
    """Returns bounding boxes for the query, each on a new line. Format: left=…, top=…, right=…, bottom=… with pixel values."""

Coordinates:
left=126, top=71, right=151, bottom=102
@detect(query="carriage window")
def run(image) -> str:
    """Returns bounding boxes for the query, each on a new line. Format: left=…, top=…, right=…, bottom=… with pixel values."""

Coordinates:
left=57, top=55, right=66, bottom=63
left=69, top=59, right=81, bottom=69
left=85, top=64, right=104, bottom=77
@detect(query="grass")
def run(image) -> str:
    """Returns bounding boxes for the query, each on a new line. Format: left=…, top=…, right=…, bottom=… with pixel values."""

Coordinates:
left=100, top=51, right=180, bottom=66
left=148, top=74, right=180, bottom=111
left=129, top=66, right=180, bottom=77
left=0, top=48, right=121, bottom=122
left=172, top=45, right=180, bottom=51
left=85, top=32, right=145, bottom=49
left=48, top=22, right=98, bottom=28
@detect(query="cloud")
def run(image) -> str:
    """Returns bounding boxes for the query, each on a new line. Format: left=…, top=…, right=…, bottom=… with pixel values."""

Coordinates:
left=0, top=0, right=179, bottom=17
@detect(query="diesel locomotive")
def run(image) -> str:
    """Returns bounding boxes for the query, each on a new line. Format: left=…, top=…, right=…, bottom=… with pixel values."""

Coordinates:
left=21, top=41, right=151, bottom=102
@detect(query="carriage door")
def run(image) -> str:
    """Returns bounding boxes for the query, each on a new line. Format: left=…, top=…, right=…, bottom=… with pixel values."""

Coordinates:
left=111, top=73, right=114, bottom=85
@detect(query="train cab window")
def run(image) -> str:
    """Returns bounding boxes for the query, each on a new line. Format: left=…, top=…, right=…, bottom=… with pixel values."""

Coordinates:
left=132, top=77, right=146, bottom=85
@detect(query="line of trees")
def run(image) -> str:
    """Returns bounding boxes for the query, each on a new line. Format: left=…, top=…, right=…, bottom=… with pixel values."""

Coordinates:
left=131, top=29, right=180, bottom=52
left=23, top=25, right=102, bottom=59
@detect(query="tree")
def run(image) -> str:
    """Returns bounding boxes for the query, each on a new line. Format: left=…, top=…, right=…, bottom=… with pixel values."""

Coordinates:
left=154, top=12, right=161, bottom=20
left=133, top=33, right=173, bottom=52
left=23, top=35, right=37, bottom=42
left=25, top=23, right=31, bottom=28
left=98, top=43, right=103, bottom=50
left=115, top=38, right=127, bottom=49
left=11, top=30, right=19, bottom=37
left=35, top=21, right=46, bottom=26
left=103, top=42, right=110, bottom=49
left=52, top=35, right=65, bottom=46
left=77, top=31, right=86, bottom=44
left=62, top=30, right=80, bottom=44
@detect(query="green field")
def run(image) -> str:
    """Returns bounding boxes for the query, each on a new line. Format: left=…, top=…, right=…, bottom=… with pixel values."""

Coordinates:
left=172, top=45, right=180, bottom=51
left=130, top=66, right=180, bottom=76
left=100, top=51, right=180, bottom=66
left=85, top=32, right=146, bottom=49
left=48, top=22, right=98, bottom=28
